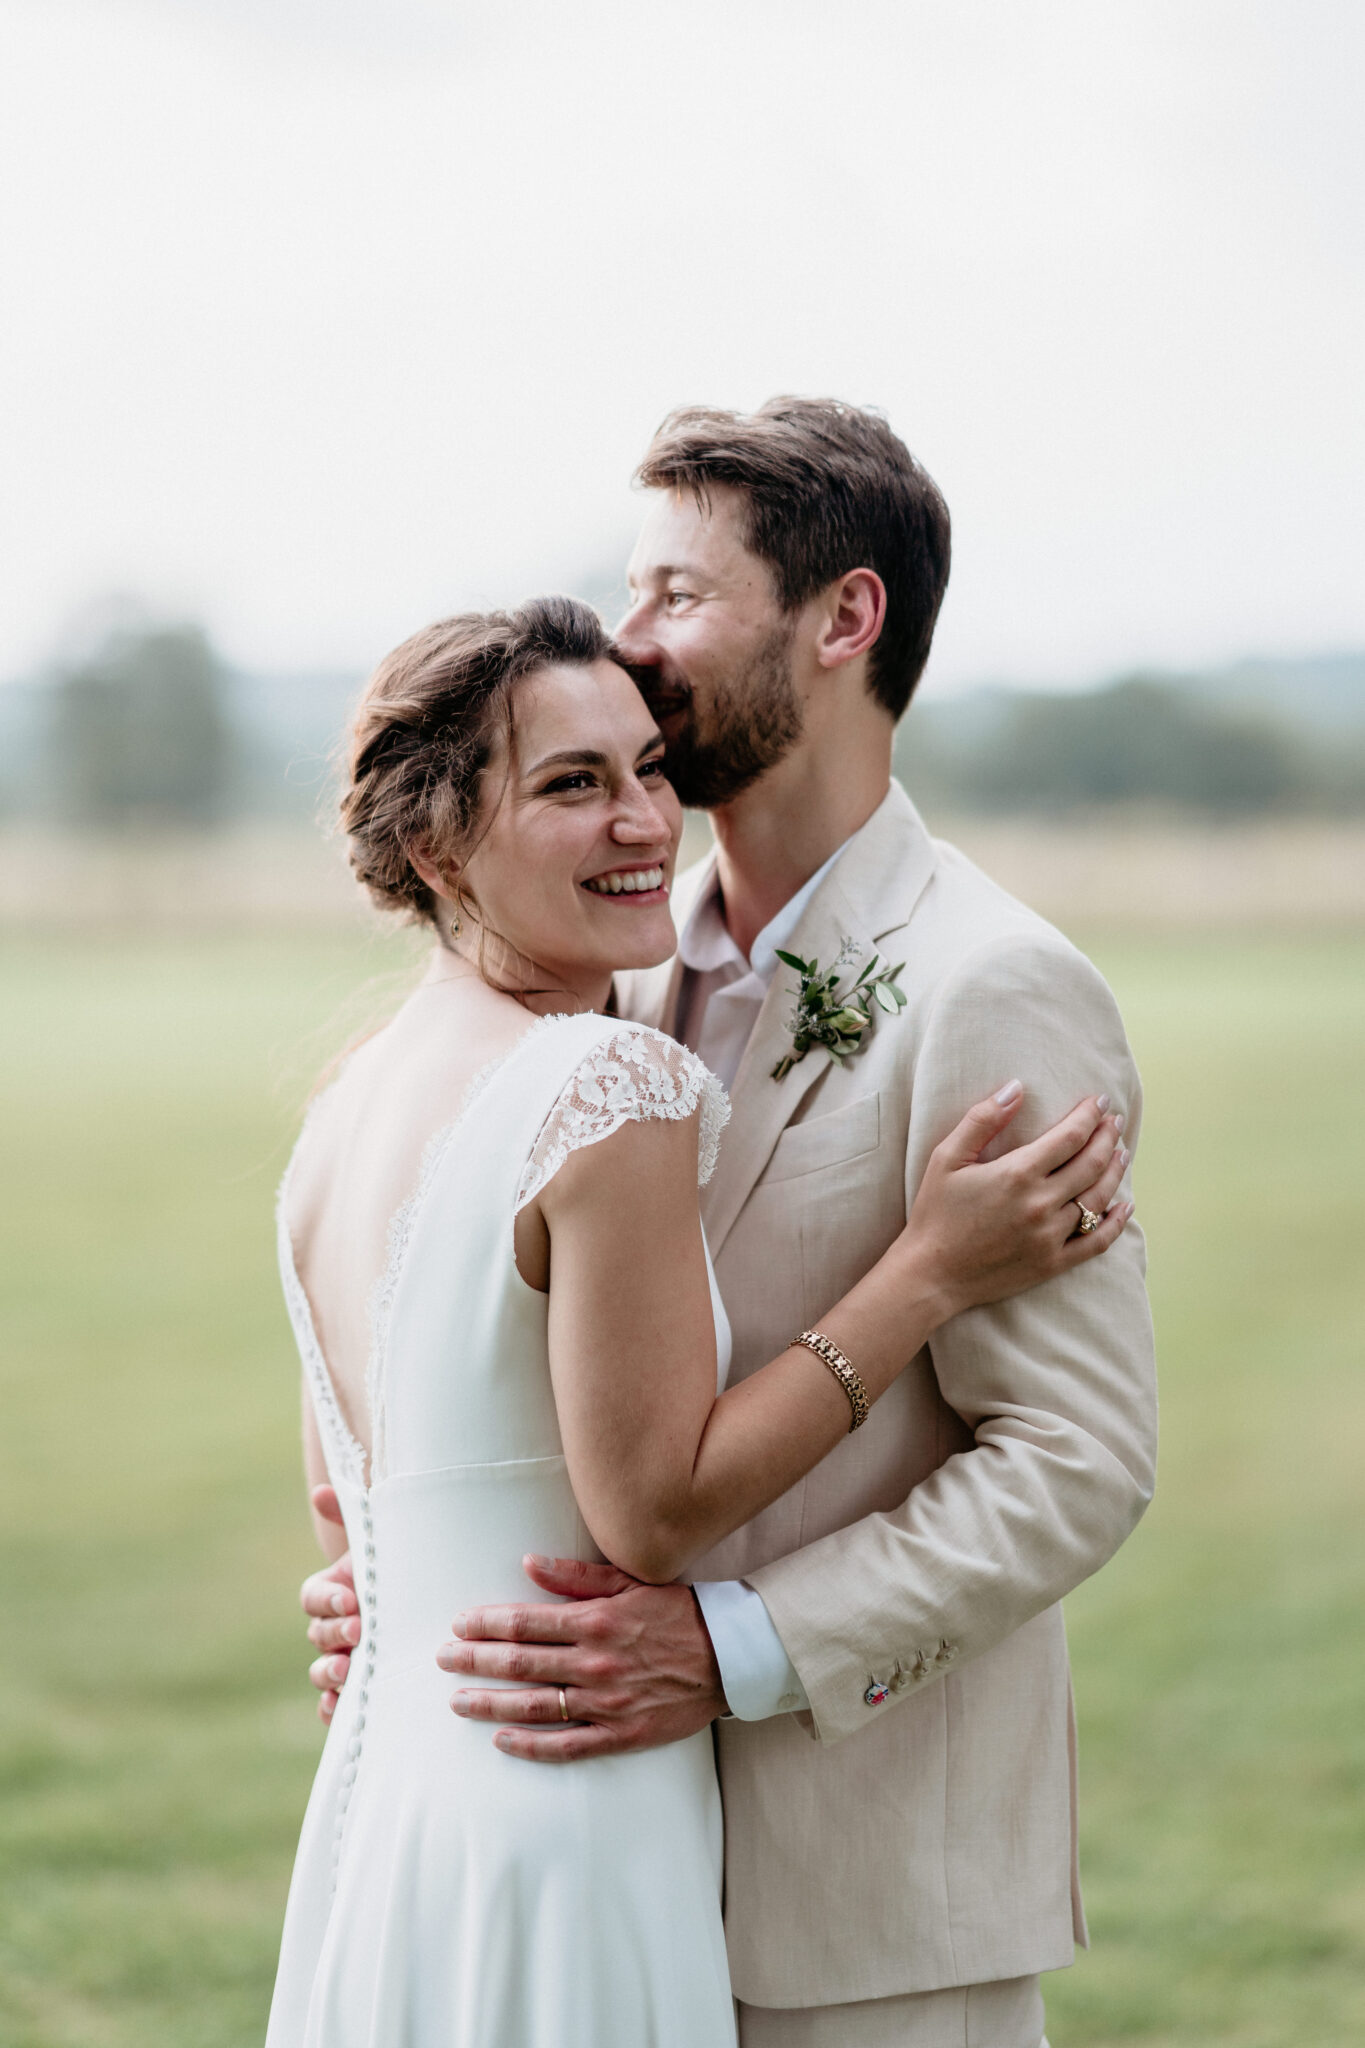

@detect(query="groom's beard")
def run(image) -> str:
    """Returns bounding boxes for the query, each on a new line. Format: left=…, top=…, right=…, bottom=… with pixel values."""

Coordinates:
left=641, top=620, right=803, bottom=810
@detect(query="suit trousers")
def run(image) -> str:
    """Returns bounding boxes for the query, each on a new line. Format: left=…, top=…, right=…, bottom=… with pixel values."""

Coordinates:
left=736, top=1973, right=1046, bottom=2048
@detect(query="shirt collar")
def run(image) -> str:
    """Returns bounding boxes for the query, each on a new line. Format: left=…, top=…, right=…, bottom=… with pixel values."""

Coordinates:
left=676, top=831, right=856, bottom=988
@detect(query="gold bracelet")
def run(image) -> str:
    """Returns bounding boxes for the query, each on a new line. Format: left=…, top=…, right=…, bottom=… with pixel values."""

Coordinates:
left=793, top=1329, right=870, bottom=1432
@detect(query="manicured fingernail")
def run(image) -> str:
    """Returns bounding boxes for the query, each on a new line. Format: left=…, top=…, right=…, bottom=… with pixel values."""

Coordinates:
left=526, top=1554, right=550, bottom=1569
left=1112, top=1113, right=1125, bottom=1134
left=495, top=1733, right=513, bottom=1752
left=329, top=1656, right=349, bottom=1683
left=451, top=1693, right=468, bottom=1716
left=343, top=1618, right=361, bottom=1644
left=1096, top=1094, right=1111, bottom=1115
left=330, top=1590, right=350, bottom=1615
left=994, top=1079, right=1022, bottom=1106
left=1123, top=1201, right=1135, bottom=1220
left=1119, top=1147, right=1130, bottom=1169
left=450, top=1614, right=467, bottom=1636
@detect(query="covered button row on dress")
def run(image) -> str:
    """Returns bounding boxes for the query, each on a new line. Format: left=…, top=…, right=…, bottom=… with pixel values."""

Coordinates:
left=330, top=1499, right=379, bottom=1886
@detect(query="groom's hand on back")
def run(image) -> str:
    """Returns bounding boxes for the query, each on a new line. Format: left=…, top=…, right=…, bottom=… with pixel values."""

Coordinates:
left=437, top=1556, right=728, bottom=1761
left=300, top=1486, right=360, bottom=1724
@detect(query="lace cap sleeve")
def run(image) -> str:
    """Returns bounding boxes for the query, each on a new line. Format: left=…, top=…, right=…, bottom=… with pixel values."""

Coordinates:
left=515, top=1025, right=729, bottom=1213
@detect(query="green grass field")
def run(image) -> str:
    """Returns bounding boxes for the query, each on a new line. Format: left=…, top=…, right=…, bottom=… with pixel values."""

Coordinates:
left=1, top=929, right=1361, bottom=2046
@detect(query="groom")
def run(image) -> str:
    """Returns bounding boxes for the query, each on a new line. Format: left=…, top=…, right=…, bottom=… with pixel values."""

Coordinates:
left=305, top=399, right=1158, bottom=2045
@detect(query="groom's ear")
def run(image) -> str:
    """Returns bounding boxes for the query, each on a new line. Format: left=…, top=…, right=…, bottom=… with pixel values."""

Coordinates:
left=813, top=567, right=886, bottom=673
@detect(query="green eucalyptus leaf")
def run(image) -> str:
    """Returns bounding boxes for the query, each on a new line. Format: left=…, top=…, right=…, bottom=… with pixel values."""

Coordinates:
left=769, top=939, right=907, bottom=1080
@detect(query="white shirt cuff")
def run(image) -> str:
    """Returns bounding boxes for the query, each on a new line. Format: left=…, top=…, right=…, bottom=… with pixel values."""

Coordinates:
left=693, top=1579, right=809, bottom=1720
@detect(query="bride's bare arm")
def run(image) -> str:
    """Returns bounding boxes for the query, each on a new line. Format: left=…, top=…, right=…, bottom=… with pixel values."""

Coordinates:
left=539, top=1086, right=1129, bottom=1585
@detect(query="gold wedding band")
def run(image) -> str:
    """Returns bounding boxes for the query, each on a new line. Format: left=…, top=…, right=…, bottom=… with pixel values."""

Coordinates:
left=558, top=1687, right=570, bottom=1722
left=1074, top=1202, right=1102, bottom=1235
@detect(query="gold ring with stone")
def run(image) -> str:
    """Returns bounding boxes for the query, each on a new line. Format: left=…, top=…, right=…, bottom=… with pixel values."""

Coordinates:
left=1074, top=1202, right=1102, bottom=1235
left=558, top=1687, right=570, bottom=1722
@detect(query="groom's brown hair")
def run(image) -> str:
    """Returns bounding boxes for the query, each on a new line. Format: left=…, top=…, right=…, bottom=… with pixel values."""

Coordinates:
left=636, top=397, right=951, bottom=719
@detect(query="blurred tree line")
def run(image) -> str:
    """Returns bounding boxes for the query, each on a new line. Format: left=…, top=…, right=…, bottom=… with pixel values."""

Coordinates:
left=51, top=622, right=237, bottom=825
left=897, top=671, right=1365, bottom=818
left=1, top=617, right=1362, bottom=828
left=0, top=615, right=348, bottom=829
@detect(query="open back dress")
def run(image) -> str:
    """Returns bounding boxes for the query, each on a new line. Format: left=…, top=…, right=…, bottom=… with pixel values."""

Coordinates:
left=267, top=1012, right=737, bottom=2048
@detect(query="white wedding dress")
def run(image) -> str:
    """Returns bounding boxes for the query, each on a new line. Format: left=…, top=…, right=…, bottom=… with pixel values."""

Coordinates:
left=267, top=1012, right=739, bottom=2048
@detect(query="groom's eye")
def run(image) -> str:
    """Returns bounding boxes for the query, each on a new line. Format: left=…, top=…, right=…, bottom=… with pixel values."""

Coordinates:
left=665, top=589, right=692, bottom=610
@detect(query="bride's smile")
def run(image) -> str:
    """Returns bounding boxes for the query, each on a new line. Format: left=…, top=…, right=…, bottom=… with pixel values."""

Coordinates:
left=581, top=863, right=667, bottom=898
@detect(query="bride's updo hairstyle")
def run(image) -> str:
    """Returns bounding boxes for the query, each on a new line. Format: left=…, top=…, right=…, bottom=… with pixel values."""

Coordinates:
left=341, top=597, right=611, bottom=927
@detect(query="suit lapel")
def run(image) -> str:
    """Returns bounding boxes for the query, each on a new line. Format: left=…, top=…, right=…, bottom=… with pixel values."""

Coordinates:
left=701, top=784, right=939, bottom=1257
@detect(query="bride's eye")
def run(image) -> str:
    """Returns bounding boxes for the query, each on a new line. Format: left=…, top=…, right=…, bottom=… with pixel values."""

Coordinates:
left=542, top=771, right=597, bottom=794
left=638, top=756, right=667, bottom=779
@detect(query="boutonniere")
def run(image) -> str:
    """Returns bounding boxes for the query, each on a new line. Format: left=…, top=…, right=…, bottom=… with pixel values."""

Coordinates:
left=770, top=945, right=907, bottom=1081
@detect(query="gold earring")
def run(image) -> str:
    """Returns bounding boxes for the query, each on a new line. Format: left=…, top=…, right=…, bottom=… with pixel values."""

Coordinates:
left=449, top=914, right=462, bottom=940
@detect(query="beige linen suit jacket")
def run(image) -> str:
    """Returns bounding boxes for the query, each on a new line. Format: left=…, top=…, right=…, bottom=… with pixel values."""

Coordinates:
left=615, top=783, right=1158, bottom=2011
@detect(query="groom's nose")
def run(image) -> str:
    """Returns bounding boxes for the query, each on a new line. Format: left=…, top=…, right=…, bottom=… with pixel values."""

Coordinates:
left=613, top=599, right=659, bottom=670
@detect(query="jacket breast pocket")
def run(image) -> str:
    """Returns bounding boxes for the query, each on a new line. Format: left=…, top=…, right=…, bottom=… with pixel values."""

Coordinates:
left=760, top=1092, right=881, bottom=1185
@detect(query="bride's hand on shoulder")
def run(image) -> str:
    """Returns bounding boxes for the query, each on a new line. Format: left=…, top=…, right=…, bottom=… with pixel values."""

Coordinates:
left=906, top=1081, right=1133, bottom=1319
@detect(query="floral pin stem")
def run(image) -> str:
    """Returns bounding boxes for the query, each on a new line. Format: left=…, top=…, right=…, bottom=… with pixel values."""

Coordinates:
left=770, top=949, right=907, bottom=1081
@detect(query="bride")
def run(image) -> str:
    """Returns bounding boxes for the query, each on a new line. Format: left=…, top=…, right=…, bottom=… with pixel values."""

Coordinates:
left=268, top=596, right=1129, bottom=2046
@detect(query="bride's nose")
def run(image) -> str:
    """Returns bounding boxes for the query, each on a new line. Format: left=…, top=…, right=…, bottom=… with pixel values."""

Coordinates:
left=609, top=780, right=665, bottom=845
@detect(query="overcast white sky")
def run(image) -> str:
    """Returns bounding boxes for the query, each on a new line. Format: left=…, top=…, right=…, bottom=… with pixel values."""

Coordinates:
left=2, top=0, right=1362, bottom=694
